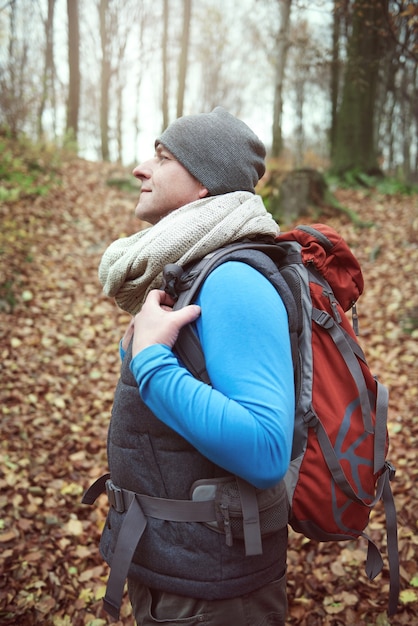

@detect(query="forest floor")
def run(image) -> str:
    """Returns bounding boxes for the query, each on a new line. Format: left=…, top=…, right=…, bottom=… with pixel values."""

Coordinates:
left=0, top=156, right=417, bottom=626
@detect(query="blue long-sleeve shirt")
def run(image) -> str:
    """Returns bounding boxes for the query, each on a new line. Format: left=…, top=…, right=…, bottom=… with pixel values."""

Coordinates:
left=129, top=261, right=295, bottom=490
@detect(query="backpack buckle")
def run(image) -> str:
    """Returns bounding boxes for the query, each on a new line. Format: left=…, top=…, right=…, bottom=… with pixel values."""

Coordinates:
left=385, top=461, right=396, bottom=481
left=313, top=309, right=334, bottom=329
left=303, top=409, right=319, bottom=428
left=106, top=480, right=125, bottom=513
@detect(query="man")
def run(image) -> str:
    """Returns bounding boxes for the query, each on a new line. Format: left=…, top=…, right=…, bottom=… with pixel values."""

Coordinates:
left=91, top=107, right=295, bottom=625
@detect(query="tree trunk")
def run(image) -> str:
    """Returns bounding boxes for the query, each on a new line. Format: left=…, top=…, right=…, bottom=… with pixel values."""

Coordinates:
left=331, top=0, right=388, bottom=175
left=271, top=0, right=292, bottom=158
left=114, top=21, right=128, bottom=164
left=413, top=63, right=418, bottom=181
left=6, top=0, right=30, bottom=137
left=177, top=0, right=191, bottom=118
left=161, top=0, right=170, bottom=130
left=132, top=7, right=147, bottom=163
left=400, top=63, right=413, bottom=181
left=115, top=82, right=123, bottom=164
left=329, top=0, right=341, bottom=158
left=66, top=0, right=80, bottom=142
left=294, top=77, right=304, bottom=168
left=272, top=168, right=328, bottom=224
left=99, top=0, right=111, bottom=161
left=38, top=0, right=55, bottom=140
left=385, top=92, right=396, bottom=172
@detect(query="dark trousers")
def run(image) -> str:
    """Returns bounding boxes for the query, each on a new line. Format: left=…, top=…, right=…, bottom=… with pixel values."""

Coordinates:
left=127, top=571, right=287, bottom=626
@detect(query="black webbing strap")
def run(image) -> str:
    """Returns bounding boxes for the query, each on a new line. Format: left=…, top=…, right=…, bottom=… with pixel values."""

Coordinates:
left=82, top=475, right=218, bottom=619
left=335, top=329, right=389, bottom=473
left=175, top=324, right=211, bottom=384
left=235, top=477, right=263, bottom=556
left=374, top=380, right=389, bottom=474
left=82, top=475, right=218, bottom=520
left=81, top=473, right=110, bottom=504
left=103, top=495, right=147, bottom=619
left=314, top=424, right=399, bottom=616
left=315, top=419, right=386, bottom=508
left=312, top=307, right=390, bottom=476
left=361, top=468, right=399, bottom=615
left=312, top=308, right=373, bottom=433
left=342, top=329, right=368, bottom=364
left=381, top=469, right=400, bottom=616
left=363, top=533, right=384, bottom=580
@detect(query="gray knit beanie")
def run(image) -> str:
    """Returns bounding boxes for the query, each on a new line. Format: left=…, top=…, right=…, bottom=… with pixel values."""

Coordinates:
left=156, top=107, right=266, bottom=195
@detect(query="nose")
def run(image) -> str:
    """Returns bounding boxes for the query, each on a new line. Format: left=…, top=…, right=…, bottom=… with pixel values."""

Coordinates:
left=133, top=159, right=153, bottom=180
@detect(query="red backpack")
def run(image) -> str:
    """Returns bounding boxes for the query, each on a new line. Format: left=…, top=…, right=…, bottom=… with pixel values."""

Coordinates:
left=164, top=223, right=399, bottom=615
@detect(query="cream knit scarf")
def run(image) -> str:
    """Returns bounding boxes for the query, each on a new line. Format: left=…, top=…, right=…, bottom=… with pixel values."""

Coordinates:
left=99, top=191, right=279, bottom=315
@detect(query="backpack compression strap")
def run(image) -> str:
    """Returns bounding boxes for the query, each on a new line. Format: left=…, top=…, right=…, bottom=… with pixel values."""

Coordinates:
left=82, top=473, right=270, bottom=618
left=82, top=474, right=218, bottom=619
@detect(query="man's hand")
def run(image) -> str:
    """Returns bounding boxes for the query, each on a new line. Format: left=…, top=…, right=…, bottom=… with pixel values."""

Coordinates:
left=132, top=289, right=201, bottom=357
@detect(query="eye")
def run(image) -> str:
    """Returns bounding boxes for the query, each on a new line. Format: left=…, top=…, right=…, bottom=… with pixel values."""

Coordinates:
left=155, top=147, right=172, bottom=162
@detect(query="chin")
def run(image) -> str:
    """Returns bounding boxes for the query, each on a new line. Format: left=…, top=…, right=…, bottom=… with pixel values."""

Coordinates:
left=134, top=205, right=148, bottom=220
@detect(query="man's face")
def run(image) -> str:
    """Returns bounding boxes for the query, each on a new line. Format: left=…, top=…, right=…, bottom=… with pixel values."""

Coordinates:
left=132, top=144, right=208, bottom=224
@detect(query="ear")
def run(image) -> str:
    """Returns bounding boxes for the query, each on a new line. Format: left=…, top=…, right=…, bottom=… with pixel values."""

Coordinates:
left=198, top=185, right=209, bottom=199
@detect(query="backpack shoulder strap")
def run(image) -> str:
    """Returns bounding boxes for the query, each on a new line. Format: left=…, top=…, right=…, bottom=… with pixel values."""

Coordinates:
left=163, top=241, right=300, bottom=384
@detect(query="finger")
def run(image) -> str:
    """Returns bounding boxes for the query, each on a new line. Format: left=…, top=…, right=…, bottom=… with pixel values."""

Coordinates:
left=160, top=290, right=176, bottom=307
left=171, top=304, right=201, bottom=328
left=146, top=289, right=175, bottom=308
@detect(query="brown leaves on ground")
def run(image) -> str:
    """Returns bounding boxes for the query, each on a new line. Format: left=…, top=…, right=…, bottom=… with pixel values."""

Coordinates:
left=0, top=159, right=417, bottom=625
